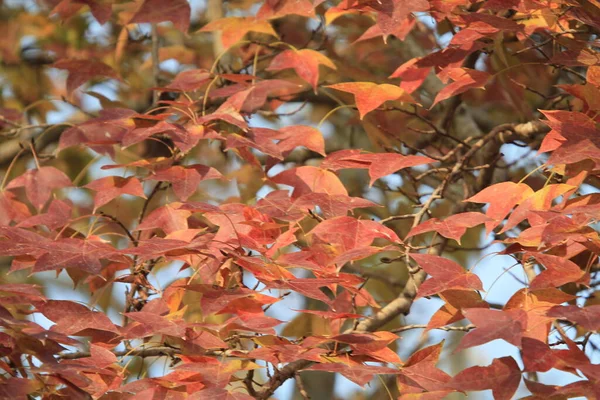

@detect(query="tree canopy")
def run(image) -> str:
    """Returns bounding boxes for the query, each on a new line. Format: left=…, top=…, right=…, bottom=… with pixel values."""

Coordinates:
left=1, top=0, right=600, bottom=399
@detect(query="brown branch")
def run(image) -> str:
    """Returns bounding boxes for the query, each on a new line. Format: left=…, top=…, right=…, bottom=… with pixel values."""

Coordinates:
left=150, top=24, right=160, bottom=106
left=58, top=346, right=246, bottom=361
left=392, top=324, right=476, bottom=333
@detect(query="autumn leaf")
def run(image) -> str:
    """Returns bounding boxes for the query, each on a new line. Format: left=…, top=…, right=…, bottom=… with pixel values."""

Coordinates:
left=397, top=341, right=453, bottom=396
left=267, top=49, right=336, bottom=91
left=307, top=362, right=401, bottom=386
left=529, top=253, right=588, bottom=290
left=146, top=165, right=223, bottom=201
left=6, top=166, right=72, bottom=210
left=37, top=300, right=120, bottom=335
left=256, top=0, right=316, bottom=19
left=465, top=182, right=534, bottom=233
left=271, top=166, right=348, bottom=198
left=199, top=17, right=278, bottom=49
left=294, top=192, right=378, bottom=219
left=187, top=388, right=256, bottom=400
left=355, top=14, right=416, bottom=44
left=84, top=176, right=146, bottom=211
left=521, top=338, right=558, bottom=372
left=389, top=57, right=432, bottom=93
left=426, top=290, right=489, bottom=330
left=410, top=254, right=483, bottom=298
left=449, top=357, right=521, bottom=400
left=34, top=236, right=125, bottom=275
left=504, top=288, right=573, bottom=342
left=308, top=216, right=401, bottom=252
left=17, top=198, right=71, bottom=230
left=546, top=304, right=600, bottom=331
left=407, top=212, right=490, bottom=243
left=321, top=150, right=435, bottom=185
left=370, top=0, right=429, bottom=37
left=129, top=0, right=191, bottom=32
left=53, top=59, right=120, bottom=94
left=432, top=67, right=491, bottom=107
left=455, top=308, right=526, bottom=352
left=136, top=203, right=191, bottom=235
left=0, top=191, right=31, bottom=226
left=501, top=184, right=575, bottom=233
left=163, top=69, right=212, bottom=92
left=326, top=82, right=414, bottom=119
left=48, top=0, right=112, bottom=25
left=273, top=125, right=326, bottom=157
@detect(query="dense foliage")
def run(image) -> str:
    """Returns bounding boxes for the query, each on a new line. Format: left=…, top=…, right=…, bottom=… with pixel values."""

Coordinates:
left=1, top=0, right=600, bottom=398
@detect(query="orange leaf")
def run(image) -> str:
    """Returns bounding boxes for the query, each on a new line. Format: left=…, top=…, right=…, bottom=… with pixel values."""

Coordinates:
left=199, top=17, right=278, bottom=50
left=327, top=82, right=414, bottom=119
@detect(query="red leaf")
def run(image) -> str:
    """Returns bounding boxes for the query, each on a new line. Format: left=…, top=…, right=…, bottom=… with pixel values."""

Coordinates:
left=322, top=150, right=434, bottom=185
left=273, top=125, right=326, bottom=157
left=17, top=199, right=71, bottom=230
left=309, top=216, right=401, bottom=252
left=48, top=0, right=112, bottom=24
left=188, top=388, right=255, bottom=400
left=6, top=166, right=71, bottom=210
left=326, top=82, right=414, bottom=119
left=0, top=191, right=31, bottom=226
left=163, top=69, right=212, bottom=92
left=521, top=338, right=558, bottom=372
left=432, top=68, right=491, bottom=107
left=266, top=278, right=342, bottom=303
left=129, top=0, right=191, bottom=32
left=267, top=49, right=336, bottom=91
left=390, top=58, right=432, bottom=93
left=53, top=59, right=120, bottom=94
left=0, top=283, right=45, bottom=302
left=307, top=363, right=401, bottom=386
left=410, top=254, right=483, bottom=298
left=455, top=308, right=526, bottom=352
left=406, top=212, right=489, bottom=243
left=426, top=290, right=489, bottom=330
left=294, top=192, right=378, bottom=219
left=546, top=304, right=600, bottom=331
left=84, top=176, right=146, bottom=210
left=370, top=0, right=429, bottom=36
left=147, top=165, right=222, bottom=201
left=449, top=357, right=521, bottom=400
left=504, top=288, right=572, bottom=342
left=355, top=14, right=416, bottom=44
left=136, top=203, right=191, bottom=234
left=35, top=236, right=124, bottom=275
left=397, top=342, right=452, bottom=395
left=37, top=300, right=119, bottom=335
left=58, top=108, right=136, bottom=152
left=529, top=253, right=588, bottom=290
